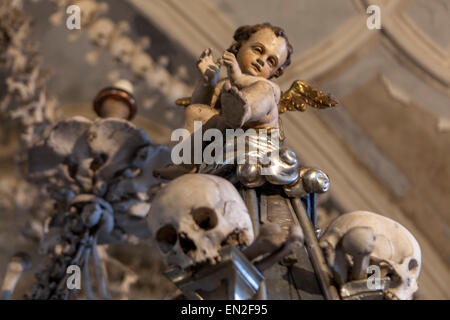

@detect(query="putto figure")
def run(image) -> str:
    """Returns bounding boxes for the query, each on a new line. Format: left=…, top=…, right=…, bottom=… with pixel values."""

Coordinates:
left=187, top=23, right=293, bottom=132
left=155, top=23, right=336, bottom=180
left=155, top=23, right=293, bottom=179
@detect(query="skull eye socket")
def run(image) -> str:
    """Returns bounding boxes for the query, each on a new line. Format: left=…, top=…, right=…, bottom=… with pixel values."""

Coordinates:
left=408, top=259, right=418, bottom=272
left=386, top=271, right=402, bottom=287
left=191, top=207, right=218, bottom=230
left=156, top=224, right=177, bottom=253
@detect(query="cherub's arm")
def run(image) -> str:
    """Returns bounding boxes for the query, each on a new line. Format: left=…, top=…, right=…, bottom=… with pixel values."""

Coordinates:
left=221, top=51, right=261, bottom=89
left=220, top=51, right=280, bottom=127
left=191, top=49, right=221, bottom=105
left=221, top=80, right=280, bottom=128
left=242, top=80, right=280, bottom=122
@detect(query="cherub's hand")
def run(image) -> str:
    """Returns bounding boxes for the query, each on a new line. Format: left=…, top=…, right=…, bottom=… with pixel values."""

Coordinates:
left=221, top=51, right=242, bottom=84
left=197, top=48, right=220, bottom=87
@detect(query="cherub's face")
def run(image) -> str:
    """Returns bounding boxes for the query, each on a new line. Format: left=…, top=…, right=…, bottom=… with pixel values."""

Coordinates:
left=236, top=28, right=289, bottom=79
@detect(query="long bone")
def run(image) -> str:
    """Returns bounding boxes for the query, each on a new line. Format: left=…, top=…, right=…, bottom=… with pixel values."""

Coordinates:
left=1, top=252, right=32, bottom=300
left=342, top=226, right=376, bottom=281
left=243, top=222, right=304, bottom=271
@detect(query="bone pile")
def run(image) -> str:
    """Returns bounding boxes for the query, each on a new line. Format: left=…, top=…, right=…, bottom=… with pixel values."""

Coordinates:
left=0, top=0, right=58, bottom=148
left=48, top=0, right=192, bottom=111
left=26, top=117, right=170, bottom=299
left=0, top=0, right=63, bottom=272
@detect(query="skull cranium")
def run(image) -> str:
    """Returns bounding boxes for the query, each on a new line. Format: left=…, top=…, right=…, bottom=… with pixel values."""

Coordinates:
left=130, top=51, right=154, bottom=79
left=73, top=0, right=108, bottom=28
left=110, top=36, right=135, bottom=65
left=147, top=174, right=254, bottom=269
left=87, top=18, right=115, bottom=47
left=319, top=211, right=421, bottom=300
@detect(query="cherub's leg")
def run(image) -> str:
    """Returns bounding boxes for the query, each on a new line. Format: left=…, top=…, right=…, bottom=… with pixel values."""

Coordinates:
left=184, top=104, right=219, bottom=134
left=153, top=163, right=197, bottom=180
left=221, top=83, right=250, bottom=128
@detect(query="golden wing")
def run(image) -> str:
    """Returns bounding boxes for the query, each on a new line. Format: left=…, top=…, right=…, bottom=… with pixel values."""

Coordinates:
left=279, top=80, right=338, bottom=114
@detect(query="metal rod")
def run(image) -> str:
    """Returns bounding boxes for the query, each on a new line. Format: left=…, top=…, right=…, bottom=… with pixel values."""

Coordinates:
left=83, top=247, right=94, bottom=300
left=243, top=188, right=260, bottom=236
left=290, top=198, right=340, bottom=300
left=242, top=188, right=266, bottom=300
left=311, top=192, right=317, bottom=228
left=92, top=236, right=110, bottom=300
left=305, top=194, right=311, bottom=220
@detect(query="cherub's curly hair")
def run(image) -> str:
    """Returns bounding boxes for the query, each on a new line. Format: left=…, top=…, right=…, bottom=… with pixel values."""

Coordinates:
left=227, top=23, right=293, bottom=79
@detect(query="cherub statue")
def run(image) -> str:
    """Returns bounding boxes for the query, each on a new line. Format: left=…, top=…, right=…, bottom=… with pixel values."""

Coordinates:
left=185, top=23, right=293, bottom=133
left=155, top=23, right=337, bottom=180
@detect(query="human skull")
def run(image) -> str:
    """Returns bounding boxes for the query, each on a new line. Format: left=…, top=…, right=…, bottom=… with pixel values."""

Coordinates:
left=74, top=0, right=108, bottom=28
left=130, top=51, right=154, bottom=79
left=147, top=174, right=254, bottom=269
left=87, top=18, right=115, bottom=47
left=110, top=36, right=135, bottom=65
left=145, top=65, right=171, bottom=91
left=319, top=211, right=421, bottom=300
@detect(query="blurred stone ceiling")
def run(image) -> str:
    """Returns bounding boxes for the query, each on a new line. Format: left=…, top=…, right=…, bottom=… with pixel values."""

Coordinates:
left=0, top=0, right=449, bottom=299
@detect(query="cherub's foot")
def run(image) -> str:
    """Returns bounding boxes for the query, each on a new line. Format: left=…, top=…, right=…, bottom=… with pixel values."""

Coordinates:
left=153, top=164, right=197, bottom=180
left=184, top=104, right=219, bottom=133
left=221, top=83, right=249, bottom=128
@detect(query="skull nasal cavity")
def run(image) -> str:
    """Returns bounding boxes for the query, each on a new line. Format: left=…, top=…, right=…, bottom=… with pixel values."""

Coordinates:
left=179, top=233, right=197, bottom=254
left=191, top=207, right=218, bottom=230
left=156, top=224, right=177, bottom=253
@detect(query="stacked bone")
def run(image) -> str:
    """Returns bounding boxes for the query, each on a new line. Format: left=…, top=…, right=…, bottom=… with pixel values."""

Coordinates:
left=26, top=116, right=171, bottom=299
left=48, top=0, right=192, bottom=115
left=0, top=0, right=58, bottom=147
left=319, top=211, right=421, bottom=300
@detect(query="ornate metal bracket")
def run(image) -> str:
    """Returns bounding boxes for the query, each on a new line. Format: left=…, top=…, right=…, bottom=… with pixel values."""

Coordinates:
left=164, top=246, right=264, bottom=300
